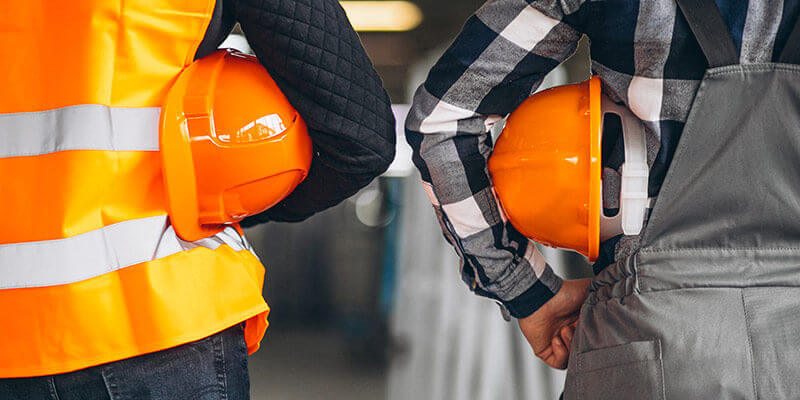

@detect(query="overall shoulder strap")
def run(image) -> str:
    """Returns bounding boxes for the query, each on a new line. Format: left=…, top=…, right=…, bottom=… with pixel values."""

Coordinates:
left=780, top=13, right=800, bottom=63
left=675, top=0, right=739, bottom=67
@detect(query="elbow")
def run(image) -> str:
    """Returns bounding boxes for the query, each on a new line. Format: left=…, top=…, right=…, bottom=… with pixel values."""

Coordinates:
left=403, top=100, right=429, bottom=152
left=374, top=116, right=397, bottom=175
left=372, top=140, right=396, bottom=177
left=322, top=109, right=396, bottom=179
left=363, top=101, right=398, bottom=177
left=303, top=82, right=397, bottom=179
left=360, top=120, right=397, bottom=178
left=370, top=98, right=398, bottom=176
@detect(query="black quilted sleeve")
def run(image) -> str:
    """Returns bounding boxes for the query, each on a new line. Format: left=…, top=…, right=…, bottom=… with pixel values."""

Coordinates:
left=230, top=0, right=396, bottom=224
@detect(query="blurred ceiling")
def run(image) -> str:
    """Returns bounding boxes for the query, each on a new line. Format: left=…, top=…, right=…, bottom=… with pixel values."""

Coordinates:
left=354, top=0, right=486, bottom=102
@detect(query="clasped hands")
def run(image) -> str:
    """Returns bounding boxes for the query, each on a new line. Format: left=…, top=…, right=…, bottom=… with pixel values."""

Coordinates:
left=518, top=279, right=591, bottom=369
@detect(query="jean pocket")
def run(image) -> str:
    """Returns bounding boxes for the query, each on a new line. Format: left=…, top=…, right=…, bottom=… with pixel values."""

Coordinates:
left=567, top=339, right=665, bottom=400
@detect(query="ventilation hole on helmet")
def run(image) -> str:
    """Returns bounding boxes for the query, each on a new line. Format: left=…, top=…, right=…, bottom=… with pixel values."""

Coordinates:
left=603, top=207, right=620, bottom=218
left=602, top=113, right=623, bottom=168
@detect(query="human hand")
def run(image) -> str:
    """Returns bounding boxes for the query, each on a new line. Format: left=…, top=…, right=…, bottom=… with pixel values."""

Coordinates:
left=517, top=278, right=590, bottom=369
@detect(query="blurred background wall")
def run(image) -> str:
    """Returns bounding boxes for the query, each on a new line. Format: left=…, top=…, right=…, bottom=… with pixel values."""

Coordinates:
left=231, top=2, right=595, bottom=399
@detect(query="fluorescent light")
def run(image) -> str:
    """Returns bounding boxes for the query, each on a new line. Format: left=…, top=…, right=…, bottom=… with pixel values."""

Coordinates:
left=340, top=1, right=423, bottom=32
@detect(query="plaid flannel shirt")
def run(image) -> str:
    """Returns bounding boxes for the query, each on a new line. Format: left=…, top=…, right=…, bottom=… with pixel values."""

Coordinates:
left=406, top=0, right=800, bottom=318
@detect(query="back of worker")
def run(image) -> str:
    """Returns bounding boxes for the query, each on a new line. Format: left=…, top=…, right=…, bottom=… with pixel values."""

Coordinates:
left=0, top=0, right=271, bottom=378
left=406, top=0, right=800, bottom=399
left=0, top=0, right=395, bottom=398
left=565, top=2, right=800, bottom=397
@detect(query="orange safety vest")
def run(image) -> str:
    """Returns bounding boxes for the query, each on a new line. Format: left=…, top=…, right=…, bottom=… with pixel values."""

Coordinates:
left=0, top=0, right=269, bottom=377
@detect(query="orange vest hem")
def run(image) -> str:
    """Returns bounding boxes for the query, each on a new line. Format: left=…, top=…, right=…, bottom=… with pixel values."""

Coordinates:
left=0, top=306, right=268, bottom=378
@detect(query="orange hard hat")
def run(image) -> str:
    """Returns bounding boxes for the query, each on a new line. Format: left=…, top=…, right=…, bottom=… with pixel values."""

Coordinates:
left=488, top=76, right=648, bottom=261
left=161, top=49, right=313, bottom=241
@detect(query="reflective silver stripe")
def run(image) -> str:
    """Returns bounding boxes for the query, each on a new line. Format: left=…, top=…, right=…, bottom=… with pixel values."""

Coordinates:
left=0, top=216, right=252, bottom=289
left=0, top=105, right=161, bottom=157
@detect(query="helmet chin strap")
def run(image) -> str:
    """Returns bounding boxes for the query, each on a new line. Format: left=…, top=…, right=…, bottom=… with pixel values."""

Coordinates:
left=599, top=94, right=651, bottom=241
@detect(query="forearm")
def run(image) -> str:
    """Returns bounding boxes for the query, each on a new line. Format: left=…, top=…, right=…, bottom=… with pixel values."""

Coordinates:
left=406, top=96, right=563, bottom=318
left=406, top=0, right=587, bottom=317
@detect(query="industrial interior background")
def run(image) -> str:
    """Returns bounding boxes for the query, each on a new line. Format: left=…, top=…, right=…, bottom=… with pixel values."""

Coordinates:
left=232, top=1, right=595, bottom=399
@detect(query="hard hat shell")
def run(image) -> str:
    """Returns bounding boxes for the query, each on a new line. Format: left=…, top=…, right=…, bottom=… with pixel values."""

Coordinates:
left=161, top=49, right=313, bottom=242
left=489, top=77, right=602, bottom=261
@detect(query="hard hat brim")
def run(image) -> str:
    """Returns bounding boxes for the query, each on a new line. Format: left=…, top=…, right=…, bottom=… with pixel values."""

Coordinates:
left=587, top=76, right=602, bottom=261
left=160, top=57, right=226, bottom=242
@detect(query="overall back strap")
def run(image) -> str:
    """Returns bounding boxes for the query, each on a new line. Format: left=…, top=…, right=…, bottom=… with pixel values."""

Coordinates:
left=675, top=0, right=739, bottom=67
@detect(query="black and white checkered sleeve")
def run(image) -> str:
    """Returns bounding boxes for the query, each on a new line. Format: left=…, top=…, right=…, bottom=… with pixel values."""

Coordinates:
left=405, top=0, right=586, bottom=318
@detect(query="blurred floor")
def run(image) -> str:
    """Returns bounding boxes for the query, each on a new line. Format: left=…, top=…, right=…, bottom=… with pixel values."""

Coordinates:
left=243, top=174, right=391, bottom=400
left=249, top=327, right=386, bottom=400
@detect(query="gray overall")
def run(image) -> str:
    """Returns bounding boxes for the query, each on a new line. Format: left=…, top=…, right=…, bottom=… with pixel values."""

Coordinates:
left=563, top=1, right=800, bottom=398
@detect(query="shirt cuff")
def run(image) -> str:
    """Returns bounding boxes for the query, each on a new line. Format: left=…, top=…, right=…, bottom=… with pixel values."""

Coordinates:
left=502, top=274, right=564, bottom=319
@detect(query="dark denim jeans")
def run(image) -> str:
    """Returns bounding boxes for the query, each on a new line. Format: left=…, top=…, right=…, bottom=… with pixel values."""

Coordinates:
left=0, top=324, right=250, bottom=400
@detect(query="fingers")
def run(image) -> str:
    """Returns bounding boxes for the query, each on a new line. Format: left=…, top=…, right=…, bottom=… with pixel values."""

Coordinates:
left=531, top=327, right=575, bottom=370
left=536, top=345, right=553, bottom=361
left=550, top=336, right=569, bottom=369
left=560, top=324, right=574, bottom=351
